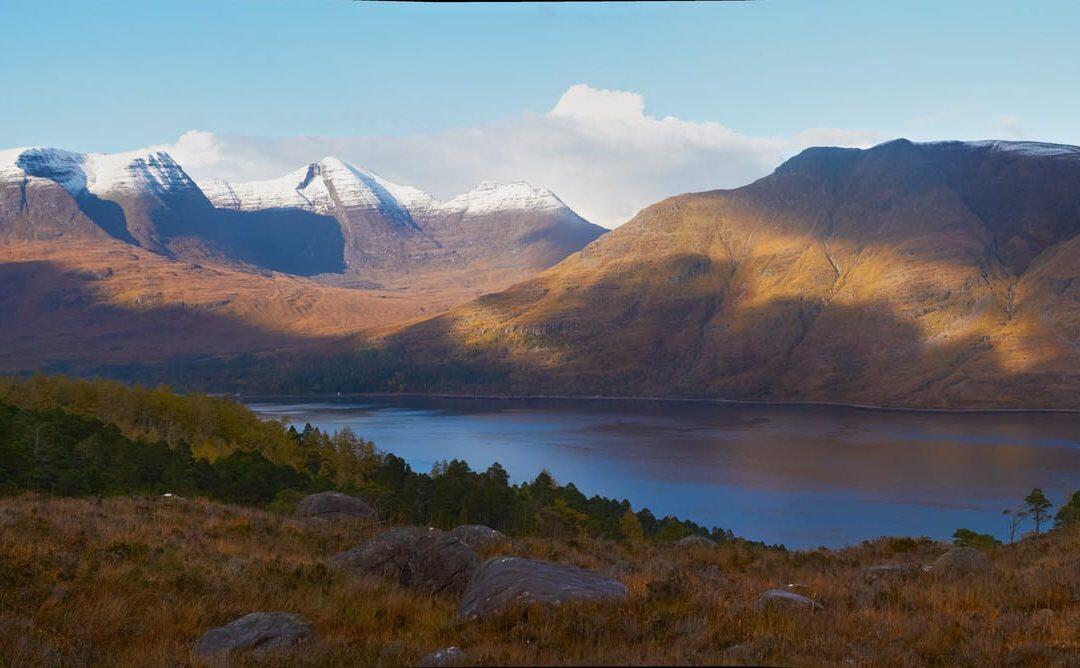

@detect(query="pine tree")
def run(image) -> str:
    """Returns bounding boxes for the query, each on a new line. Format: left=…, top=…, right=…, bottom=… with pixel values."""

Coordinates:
left=1024, top=488, right=1053, bottom=534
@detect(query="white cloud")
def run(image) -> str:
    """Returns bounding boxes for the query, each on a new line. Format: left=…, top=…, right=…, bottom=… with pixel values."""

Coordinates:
left=153, top=130, right=222, bottom=168
left=165, top=85, right=882, bottom=228
left=550, top=84, right=646, bottom=122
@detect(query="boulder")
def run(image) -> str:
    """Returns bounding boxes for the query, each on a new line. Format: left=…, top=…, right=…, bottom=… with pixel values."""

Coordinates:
left=931, top=547, right=992, bottom=578
left=331, top=527, right=479, bottom=595
left=860, top=563, right=922, bottom=583
left=607, top=559, right=632, bottom=578
left=458, top=556, right=628, bottom=620
left=418, top=646, right=466, bottom=667
left=449, top=524, right=509, bottom=550
left=853, top=563, right=922, bottom=606
left=754, top=589, right=824, bottom=612
left=674, top=535, right=716, bottom=548
left=296, top=491, right=377, bottom=522
left=195, top=612, right=313, bottom=659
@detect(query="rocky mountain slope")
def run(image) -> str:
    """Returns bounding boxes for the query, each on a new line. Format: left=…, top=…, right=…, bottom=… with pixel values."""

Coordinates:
left=205, top=158, right=605, bottom=286
left=377, top=139, right=1080, bottom=408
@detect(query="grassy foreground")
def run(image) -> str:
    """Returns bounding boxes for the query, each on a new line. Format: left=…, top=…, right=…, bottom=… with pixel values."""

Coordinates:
left=1, top=495, right=1078, bottom=666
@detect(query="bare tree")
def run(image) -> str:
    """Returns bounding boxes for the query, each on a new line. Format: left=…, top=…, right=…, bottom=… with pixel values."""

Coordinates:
left=1003, top=506, right=1027, bottom=543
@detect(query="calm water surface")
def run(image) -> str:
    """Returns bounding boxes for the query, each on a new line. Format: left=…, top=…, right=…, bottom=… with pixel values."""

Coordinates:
left=248, top=397, right=1080, bottom=548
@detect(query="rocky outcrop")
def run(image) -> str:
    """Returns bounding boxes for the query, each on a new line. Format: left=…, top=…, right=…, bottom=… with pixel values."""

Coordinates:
left=331, top=527, right=478, bottom=595
left=674, top=535, right=716, bottom=548
left=853, top=563, right=922, bottom=606
left=296, top=491, right=377, bottom=522
left=754, top=589, right=824, bottom=612
left=449, top=524, right=509, bottom=550
left=195, top=611, right=313, bottom=659
left=458, top=556, right=628, bottom=620
left=931, top=547, right=992, bottom=578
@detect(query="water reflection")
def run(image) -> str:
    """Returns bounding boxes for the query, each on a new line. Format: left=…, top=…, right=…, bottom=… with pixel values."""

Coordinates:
left=248, top=397, right=1080, bottom=548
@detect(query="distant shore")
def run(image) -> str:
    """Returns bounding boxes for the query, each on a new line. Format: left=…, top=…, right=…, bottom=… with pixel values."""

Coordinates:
left=239, top=391, right=1080, bottom=415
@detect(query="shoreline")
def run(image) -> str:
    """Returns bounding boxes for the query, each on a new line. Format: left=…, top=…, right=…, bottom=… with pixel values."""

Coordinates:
left=238, top=391, right=1080, bottom=415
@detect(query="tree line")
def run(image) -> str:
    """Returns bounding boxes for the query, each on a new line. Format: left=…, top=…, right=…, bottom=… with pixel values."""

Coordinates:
left=0, top=374, right=743, bottom=545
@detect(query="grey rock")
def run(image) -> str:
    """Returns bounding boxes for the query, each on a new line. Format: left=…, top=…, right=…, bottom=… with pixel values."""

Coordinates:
left=754, top=589, right=824, bottom=612
left=674, top=535, right=716, bottom=548
left=607, top=559, right=632, bottom=578
left=331, top=527, right=479, bottom=595
left=931, top=547, right=992, bottom=578
left=418, top=646, right=466, bottom=667
left=459, top=556, right=628, bottom=620
left=449, top=524, right=509, bottom=550
left=195, top=612, right=313, bottom=659
left=860, top=563, right=922, bottom=583
left=296, top=491, right=377, bottom=522
left=854, top=563, right=921, bottom=606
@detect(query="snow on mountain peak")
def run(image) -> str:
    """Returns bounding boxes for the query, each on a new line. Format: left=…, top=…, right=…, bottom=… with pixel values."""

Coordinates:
left=918, top=139, right=1080, bottom=159
left=204, top=156, right=428, bottom=221
left=199, top=158, right=569, bottom=220
left=0, top=146, right=197, bottom=197
left=440, top=180, right=566, bottom=216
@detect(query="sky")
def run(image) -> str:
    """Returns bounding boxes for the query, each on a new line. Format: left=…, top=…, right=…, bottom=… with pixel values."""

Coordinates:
left=2, top=0, right=1078, bottom=227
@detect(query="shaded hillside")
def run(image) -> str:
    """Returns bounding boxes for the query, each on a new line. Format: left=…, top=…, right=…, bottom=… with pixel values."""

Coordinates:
left=364, top=140, right=1079, bottom=409
left=0, top=238, right=458, bottom=373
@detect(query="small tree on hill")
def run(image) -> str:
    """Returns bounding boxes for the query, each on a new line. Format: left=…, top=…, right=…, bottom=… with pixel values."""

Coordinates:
left=952, top=528, right=1001, bottom=551
left=1002, top=505, right=1027, bottom=543
left=1024, top=488, right=1053, bottom=534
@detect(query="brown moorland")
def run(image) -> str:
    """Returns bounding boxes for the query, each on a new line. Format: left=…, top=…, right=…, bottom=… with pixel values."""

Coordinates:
left=374, top=140, right=1080, bottom=409
left=0, top=236, right=500, bottom=373
left=1, top=494, right=1077, bottom=666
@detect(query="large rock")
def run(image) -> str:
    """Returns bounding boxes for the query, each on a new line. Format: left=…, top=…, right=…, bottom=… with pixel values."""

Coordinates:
left=754, top=589, right=824, bottom=612
left=458, top=556, right=628, bottom=620
left=674, top=535, right=716, bottom=548
left=331, top=527, right=479, bottom=595
left=296, top=491, right=377, bottom=522
left=860, top=563, right=923, bottom=582
left=853, top=563, right=922, bottom=606
left=195, top=612, right=313, bottom=659
left=932, top=547, right=992, bottom=578
left=450, top=524, right=509, bottom=550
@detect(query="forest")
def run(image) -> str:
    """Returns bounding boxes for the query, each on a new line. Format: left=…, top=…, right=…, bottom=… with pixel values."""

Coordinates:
left=0, top=374, right=742, bottom=544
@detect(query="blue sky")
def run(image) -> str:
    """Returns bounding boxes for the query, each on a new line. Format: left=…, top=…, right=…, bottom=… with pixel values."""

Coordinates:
left=3, top=0, right=1078, bottom=226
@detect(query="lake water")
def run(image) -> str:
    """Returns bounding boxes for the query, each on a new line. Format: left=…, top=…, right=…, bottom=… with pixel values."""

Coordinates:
left=248, top=397, right=1080, bottom=549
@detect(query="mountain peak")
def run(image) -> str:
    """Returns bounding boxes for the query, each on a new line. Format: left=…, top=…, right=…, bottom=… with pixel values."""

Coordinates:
left=0, top=146, right=196, bottom=197
left=442, top=179, right=566, bottom=216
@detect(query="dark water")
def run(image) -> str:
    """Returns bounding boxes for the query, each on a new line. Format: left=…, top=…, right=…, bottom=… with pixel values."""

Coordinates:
left=248, top=396, right=1080, bottom=548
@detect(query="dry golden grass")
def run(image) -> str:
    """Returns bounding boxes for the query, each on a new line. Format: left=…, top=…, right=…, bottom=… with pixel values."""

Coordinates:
left=1, top=494, right=1077, bottom=666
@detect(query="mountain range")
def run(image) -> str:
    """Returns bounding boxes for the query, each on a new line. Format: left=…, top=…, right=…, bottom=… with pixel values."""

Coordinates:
left=0, top=146, right=603, bottom=370
left=1, top=138, right=1077, bottom=408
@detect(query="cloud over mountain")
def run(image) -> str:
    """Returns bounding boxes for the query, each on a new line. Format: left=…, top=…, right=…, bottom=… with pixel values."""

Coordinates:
left=165, top=85, right=881, bottom=228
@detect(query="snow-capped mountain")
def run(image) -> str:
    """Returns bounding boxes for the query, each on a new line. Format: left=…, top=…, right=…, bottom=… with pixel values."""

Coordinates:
left=202, top=157, right=570, bottom=221
left=0, top=146, right=201, bottom=199
left=200, top=157, right=605, bottom=276
left=203, top=157, right=426, bottom=226
left=1, top=146, right=604, bottom=282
